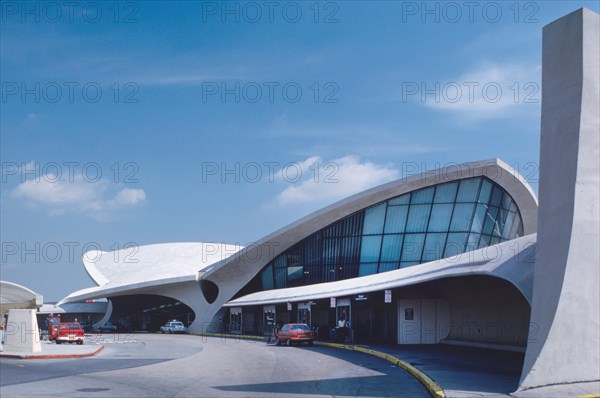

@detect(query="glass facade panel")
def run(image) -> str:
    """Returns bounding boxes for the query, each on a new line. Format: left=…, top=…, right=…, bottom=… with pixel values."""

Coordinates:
left=444, top=233, right=468, bottom=257
left=423, top=233, right=447, bottom=262
left=255, top=176, right=525, bottom=292
left=470, top=204, right=488, bottom=233
left=389, top=194, right=410, bottom=205
left=359, top=262, right=378, bottom=276
left=405, top=204, right=432, bottom=233
left=451, top=203, right=475, bottom=231
left=401, top=234, right=425, bottom=262
left=428, top=204, right=454, bottom=232
left=363, top=204, right=386, bottom=235
left=489, top=186, right=503, bottom=207
left=478, top=179, right=493, bottom=203
left=456, top=178, right=481, bottom=202
left=384, top=206, right=409, bottom=233
left=380, top=235, right=403, bottom=262
left=410, top=187, right=434, bottom=204
left=360, top=235, right=381, bottom=263
left=379, top=262, right=399, bottom=272
left=434, top=182, right=458, bottom=203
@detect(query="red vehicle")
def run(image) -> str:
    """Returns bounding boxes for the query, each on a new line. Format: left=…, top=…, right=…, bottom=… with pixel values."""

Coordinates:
left=46, top=315, right=61, bottom=341
left=276, top=323, right=316, bottom=346
left=56, top=322, right=85, bottom=345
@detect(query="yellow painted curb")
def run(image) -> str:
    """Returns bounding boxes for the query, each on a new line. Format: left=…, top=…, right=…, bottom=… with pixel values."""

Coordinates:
left=194, top=333, right=445, bottom=398
left=578, top=394, right=600, bottom=398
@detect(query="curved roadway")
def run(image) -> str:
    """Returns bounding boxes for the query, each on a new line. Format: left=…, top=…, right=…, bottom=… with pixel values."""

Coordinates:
left=1, top=334, right=429, bottom=397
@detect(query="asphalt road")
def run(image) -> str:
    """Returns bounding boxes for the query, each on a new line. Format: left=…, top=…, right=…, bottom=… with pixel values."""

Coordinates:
left=0, top=334, right=429, bottom=397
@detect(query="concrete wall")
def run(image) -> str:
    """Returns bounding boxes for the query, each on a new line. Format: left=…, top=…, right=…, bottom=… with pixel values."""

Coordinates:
left=3, top=309, right=42, bottom=353
left=397, top=276, right=531, bottom=349
left=519, top=8, right=600, bottom=389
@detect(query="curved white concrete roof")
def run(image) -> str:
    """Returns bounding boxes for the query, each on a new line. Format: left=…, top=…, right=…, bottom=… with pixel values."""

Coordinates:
left=60, top=242, right=243, bottom=304
left=203, top=159, right=538, bottom=302
left=0, top=280, right=43, bottom=315
left=226, top=234, right=537, bottom=307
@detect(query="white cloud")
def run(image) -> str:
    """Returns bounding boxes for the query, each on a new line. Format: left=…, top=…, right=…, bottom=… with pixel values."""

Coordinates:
left=421, top=63, right=541, bottom=120
left=273, top=155, right=399, bottom=206
left=11, top=175, right=146, bottom=220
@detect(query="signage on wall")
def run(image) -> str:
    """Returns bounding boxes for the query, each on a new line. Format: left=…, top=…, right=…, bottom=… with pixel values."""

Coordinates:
left=287, top=302, right=292, bottom=311
left=306, top=301, right=316, bottom=306
left=385, top=290, right=392, bottom=303
left=355, top=294, right=368, bottom=301
left=330, top=297, right=336, bottom=308
left=405, top=308, right=414, bottom=320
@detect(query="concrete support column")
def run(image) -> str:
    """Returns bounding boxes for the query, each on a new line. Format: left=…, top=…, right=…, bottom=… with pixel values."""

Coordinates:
left=519, top=8, right=600, bottom=390
left=3, top=309, right=42, bottom=353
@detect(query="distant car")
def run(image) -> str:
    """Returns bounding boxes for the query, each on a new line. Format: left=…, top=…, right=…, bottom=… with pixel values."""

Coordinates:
left=78, top=322, right=93, bottom=332
left=94, top=322, right=118, bottom=333
left=276, top=323, right=316, bottom=346
left=56, top=322, right=84, bottom=345
left=160, top=321, right=187, bottom=334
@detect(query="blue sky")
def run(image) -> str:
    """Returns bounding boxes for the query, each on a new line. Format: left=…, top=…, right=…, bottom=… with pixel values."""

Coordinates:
left=1, top=1, right=598, bottom=301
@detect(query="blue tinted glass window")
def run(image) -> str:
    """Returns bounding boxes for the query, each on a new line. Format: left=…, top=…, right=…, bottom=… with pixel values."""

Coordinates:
left=423, top=233, right=447, bottom=262
left=363, top=204, right=386, bottom=235
left=288, top=266, right=303, bottom=285
left=434, top=182, right=458, bottom=203
left=450, top=203, right=475, bottom=231
left=500, top=192, right=513, bottom=210
left=401, top=234, right=425, bottom=261
left=510, top=212, right=523, bottom=237
left=456, top=178, right=481, bottom=202
left=502, top=211, right=517, bottom=239
left=378, top=262, right=399, bottom=272
left=470, top=204, right=488, bottom=233
left=428, top=204, right=454, bottom=232
left=384, top=206, right=409, bottom=233
left=360, top=235, right=381, bottom=263
left=380, top=235, right=403, bottom=262
left=359, top=262, right=378, bottom=276
left=389, top=194, right=410, bottom=205
left=444, top=233, right=468, bottom=257
left=478, top=234, right=491, bottom=249
left=410, top=187, right=434, bottom=204
left=483, top=206, right=499, bottom=235
left=261, top=266, right=274, bottom=290
left=466, top=232, right=480, bottom=252
left=489, top=186, right=503, bottom=207
left=405, top=204, right=432, bottom=233
left=478, top=179, right=493, bottom=203
left=496, top=209, right=510, bottom=237
left=400, top=261, right=419, bottom=268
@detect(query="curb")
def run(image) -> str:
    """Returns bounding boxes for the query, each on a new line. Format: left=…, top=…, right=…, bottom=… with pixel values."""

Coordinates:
left=196, top=333, right=445, bottom=398
left=0, top=345, right=105, bottom=359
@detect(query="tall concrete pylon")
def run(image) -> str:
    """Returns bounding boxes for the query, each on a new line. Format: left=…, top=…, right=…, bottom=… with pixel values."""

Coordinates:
left=519, top=8, right=599, bottom=390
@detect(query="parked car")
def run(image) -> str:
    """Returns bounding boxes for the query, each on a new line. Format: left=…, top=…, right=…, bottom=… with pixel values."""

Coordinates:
left=160, top=321, right=187, bottom=334
left=94, top=322, right=118, bottom=333
left=78, top=322, right=93, bottom=332
left=56, top=322, right=84, bottom=345
left=276, top=323, right=316, bottom=346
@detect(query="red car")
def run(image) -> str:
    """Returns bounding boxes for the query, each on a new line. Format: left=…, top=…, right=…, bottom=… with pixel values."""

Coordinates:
left=56, top=322, right=85, bottom=345
left=276, top=323, right=316, bottom=346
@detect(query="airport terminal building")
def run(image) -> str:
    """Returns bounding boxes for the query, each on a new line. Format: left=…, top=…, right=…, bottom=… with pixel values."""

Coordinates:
left=60, top=158, right=539, bottom=351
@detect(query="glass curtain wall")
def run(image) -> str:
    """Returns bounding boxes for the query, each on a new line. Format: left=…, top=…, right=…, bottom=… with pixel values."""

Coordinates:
left=258, top=177, right=523, bottom=290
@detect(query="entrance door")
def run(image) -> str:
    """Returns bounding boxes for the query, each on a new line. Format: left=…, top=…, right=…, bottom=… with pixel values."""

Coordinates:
left=230, top=307, right=242, bottom=334
left=398, top=299, right=450, bottom=344
left=298, top=303, right=311, bottom=325
left=398, top=300, right=421, bottom=344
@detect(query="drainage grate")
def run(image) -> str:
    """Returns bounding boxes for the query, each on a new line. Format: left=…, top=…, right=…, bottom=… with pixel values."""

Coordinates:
left=76, top=388, right=110, bottom=392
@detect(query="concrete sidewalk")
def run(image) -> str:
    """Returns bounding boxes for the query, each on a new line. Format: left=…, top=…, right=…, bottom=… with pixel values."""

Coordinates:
left=0, top=340, right=104, bottom=359
left=357, top=343, right=599, bottom=398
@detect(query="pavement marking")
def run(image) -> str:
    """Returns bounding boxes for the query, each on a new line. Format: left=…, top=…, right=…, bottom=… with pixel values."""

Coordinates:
left=578, top=394, right=600, bottom=398
left=195, top=333, right=446, bottom=398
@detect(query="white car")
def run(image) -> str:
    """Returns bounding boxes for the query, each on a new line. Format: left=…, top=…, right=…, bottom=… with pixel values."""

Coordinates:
left=160, top=321, right=187, bottom=333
